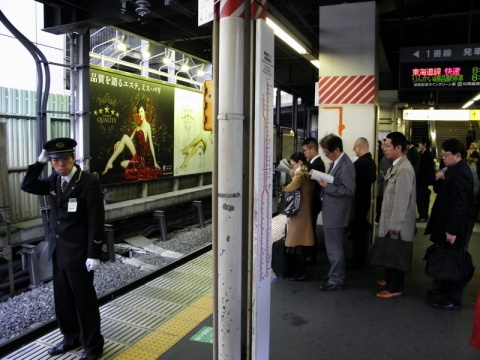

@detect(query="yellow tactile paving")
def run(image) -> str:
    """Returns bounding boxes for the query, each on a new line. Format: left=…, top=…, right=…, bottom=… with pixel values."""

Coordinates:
left=157, top=318, right=198, bottom=337
left=174, top=306, right=212, bottom=323
left=191, top=293, right=214, bottom=310
left=114, top=347, right=161, bottom=360
left=113, top=279, right=213, bottom=359
left=116, top=332, right=180, bottom=359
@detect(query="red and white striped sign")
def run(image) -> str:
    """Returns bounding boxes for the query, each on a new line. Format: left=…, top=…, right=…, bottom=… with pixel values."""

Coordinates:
left=318, top=75, right=375, bottom=105
left=220, top=0, right=245, bottom=18
left=251, top=0, right=267, bottom=20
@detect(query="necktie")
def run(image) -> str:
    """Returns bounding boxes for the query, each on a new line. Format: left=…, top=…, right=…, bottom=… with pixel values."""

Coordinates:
left=387, top=165, right=394, bottom=176
left=61, top=177, right=68, bottom=193
left=327, top=161, right=334, bottom=174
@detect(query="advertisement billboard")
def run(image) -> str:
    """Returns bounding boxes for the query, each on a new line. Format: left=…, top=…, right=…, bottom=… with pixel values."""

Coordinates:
left=89, top=66, right=210, bottom=184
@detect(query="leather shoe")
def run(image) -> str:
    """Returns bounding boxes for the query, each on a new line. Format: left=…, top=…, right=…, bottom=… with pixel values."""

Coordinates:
left=433, top=299, right=461, bottom=310
left=319, top=283, right=343, bottom=292
left=48, top=343, right=79, bottom=356
left=376, top=290, right=402, bottom=299
left=79, top=352, right=102, bottom=360
left=377, top=280, right=387, bottom=287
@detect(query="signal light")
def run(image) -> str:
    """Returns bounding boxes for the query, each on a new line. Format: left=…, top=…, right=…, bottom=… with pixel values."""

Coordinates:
left=203, top=80, right=213, bottom=131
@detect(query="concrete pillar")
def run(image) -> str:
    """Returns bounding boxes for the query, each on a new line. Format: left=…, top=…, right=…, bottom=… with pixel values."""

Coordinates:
left=317, top=1, right=377, bottom=158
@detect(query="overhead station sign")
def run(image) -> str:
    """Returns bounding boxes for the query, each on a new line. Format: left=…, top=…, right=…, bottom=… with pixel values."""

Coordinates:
left=399, top=44, right=480, bottom=91
left=400, top=44, right=480, bottom=63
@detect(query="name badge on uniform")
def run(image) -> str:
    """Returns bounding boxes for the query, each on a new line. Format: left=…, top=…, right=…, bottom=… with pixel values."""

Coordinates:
left=68, top=198, right=78, bottom=212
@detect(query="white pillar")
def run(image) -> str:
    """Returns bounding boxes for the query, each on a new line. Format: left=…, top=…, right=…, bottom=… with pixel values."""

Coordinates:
left=217, top=1, right=245, bottom=359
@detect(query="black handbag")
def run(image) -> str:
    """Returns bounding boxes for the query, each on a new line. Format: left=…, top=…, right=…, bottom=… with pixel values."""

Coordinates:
left=279, top=190, right=301, bottom=216
left=368, top=232, right=413, bottom=272
left=423, top=243, right=475, bottom=283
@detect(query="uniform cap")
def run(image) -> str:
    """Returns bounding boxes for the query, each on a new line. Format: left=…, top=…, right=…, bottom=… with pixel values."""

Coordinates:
left=43, top=138, right=77, bottom=159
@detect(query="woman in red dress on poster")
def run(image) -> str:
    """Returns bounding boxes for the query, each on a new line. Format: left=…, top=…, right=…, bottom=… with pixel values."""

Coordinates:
left=102, top=99, right=161, bottom=179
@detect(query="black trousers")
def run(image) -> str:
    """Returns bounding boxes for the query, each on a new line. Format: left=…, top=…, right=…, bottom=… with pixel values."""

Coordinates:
left=349, top=218, right=371, bottom=267
left=306, top=209, right=321, bottom=264
left=53, top=260, right=104, bottom=356
left=438, top=280, right=465, bottom=305
left=436, top=239, right=467, bottom=305
left=416, top=185, right=431, bottom=220
left=384, top=267, right=405, bottom=293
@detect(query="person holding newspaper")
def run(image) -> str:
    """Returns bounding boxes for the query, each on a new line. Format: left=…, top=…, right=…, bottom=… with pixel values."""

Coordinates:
left=317, top=134, right=356, bottom=291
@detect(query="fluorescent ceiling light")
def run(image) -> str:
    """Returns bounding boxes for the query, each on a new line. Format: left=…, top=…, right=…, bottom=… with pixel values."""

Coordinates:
left=266, top=17, right=308, bottom=55
left=310, top=60, right=320, bottom=69
left=474, top=93, right=480, bottom=101
left=116, top=40, right=127, bottom=52
left=462, top=100, right=474, bottom=109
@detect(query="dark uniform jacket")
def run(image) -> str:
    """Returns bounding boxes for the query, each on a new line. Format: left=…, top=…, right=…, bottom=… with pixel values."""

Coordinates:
left=21, top=162, right=104, bottom=269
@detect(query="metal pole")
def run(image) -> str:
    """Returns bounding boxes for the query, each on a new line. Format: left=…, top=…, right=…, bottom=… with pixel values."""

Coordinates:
left=0, top=123, right=14, bottom=298
left=192, top=201, right=205, bottom=228
left=153, top=210, right=168, bottom=241
left=217, top=0, right=245, bottom=358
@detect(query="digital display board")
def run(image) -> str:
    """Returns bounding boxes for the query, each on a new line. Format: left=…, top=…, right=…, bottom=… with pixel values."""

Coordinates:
left=399, top=61, right=480, bottom=90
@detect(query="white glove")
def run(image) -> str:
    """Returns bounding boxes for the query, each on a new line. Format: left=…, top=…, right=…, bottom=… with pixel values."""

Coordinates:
left=86, top=258, right=101, bottom=272
left=37, top=149, right=49, bottom=164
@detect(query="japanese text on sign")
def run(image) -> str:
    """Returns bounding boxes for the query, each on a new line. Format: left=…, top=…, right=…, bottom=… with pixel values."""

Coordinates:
left=90, top=72, right=162, bottom=94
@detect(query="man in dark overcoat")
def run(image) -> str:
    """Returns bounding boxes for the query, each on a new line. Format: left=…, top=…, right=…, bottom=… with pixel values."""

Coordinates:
left=425, top=138, right=475, bottom=310
left=21, top=138, right=104, bottom=359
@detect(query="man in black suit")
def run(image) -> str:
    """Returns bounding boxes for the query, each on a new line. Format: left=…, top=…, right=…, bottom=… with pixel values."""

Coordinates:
left=21, top=138, right=104, bottom=360
left=406, top=140, right=419, bottom=175
left=416, top=136, right=435, bottom=222
left=302, top=137, right=325, bottom=265
left=350, top=137, right=376, bottom=268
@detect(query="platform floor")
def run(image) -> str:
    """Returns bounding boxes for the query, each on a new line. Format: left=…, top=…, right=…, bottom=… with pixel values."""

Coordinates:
left=5, top=216, right=480, bottom=359
left=268, top=220, right=480, bottom=360
left=159, top=219, right=480, bottom=360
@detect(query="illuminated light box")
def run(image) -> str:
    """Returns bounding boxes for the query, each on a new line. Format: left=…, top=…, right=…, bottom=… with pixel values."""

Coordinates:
left=402, top=109, right=480, bottom=121
left=399, top=61, right=480, bottom=90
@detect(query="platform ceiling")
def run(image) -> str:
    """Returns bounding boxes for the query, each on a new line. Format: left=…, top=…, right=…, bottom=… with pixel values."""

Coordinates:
left=36, top=0, right=480, bottom=107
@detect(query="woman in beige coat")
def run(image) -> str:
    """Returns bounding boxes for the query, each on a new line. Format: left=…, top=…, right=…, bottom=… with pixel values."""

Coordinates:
left=283, top=152, right=315, bottom=281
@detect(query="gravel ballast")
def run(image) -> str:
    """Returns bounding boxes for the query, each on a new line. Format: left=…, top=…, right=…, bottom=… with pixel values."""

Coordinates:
left=0, top=223, right=212, bottom=344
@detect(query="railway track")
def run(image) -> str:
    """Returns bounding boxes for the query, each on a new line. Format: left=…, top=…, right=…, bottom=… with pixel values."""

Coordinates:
left=0, top=239, right=212, bottom=358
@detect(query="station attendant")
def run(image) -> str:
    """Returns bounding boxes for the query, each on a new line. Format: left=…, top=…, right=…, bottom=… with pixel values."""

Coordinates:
left=21, top=138, right=105, bottom=360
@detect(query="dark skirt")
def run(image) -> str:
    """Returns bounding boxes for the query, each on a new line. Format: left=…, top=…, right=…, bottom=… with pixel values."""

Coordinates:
left=286, top=245, right=307, bottom=255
